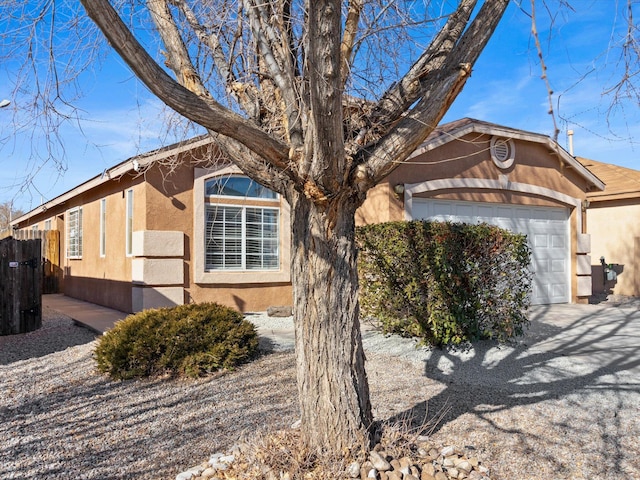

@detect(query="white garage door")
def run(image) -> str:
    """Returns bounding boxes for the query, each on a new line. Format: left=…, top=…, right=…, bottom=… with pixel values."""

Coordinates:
left=412, top=199, right=570, bottom=305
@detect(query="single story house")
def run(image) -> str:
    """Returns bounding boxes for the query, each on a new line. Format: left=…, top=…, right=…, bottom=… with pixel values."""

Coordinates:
left=11, top=118, right=605, bottom=313
left=580, top=158, right=640, bottom=297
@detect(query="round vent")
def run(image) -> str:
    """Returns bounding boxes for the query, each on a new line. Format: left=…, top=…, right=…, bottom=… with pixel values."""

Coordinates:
left=490, top=136, right=515, bottom=169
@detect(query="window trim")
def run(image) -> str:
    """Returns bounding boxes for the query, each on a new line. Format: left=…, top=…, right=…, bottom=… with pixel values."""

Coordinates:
left=66, top=206, right=83, bottom=259
left=125, top=189, right=133, bottom=257
left=194, top=166, right=290, bottom=284
left=205, top=175, right=279, bottom=201
left=100, top=198, right=107, bottom=257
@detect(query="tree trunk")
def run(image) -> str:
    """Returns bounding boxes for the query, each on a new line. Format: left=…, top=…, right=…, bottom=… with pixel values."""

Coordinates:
left=290, top=189, right=373, bottom=454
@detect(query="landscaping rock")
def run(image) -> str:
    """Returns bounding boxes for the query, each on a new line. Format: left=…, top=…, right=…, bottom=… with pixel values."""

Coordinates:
left=266, top=306, right=293, bottom=317
left=370, top=450, right=391, bottom=471
left=348, top=461, right=361, bottom=478
left=175, top=442, right=491, bottom=480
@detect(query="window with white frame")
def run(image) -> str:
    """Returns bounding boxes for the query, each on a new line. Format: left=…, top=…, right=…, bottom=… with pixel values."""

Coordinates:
left=44, top=219, right=52, bottom=230
left=100, top=198, right=106, bottom=257
left=204, top=175, right=280, bottom=271
left=205, top=176, right=278, bottom=199
left=66, top=207, right=83, bottom=258
left=31, top=224, right=38, bottom=231
left=126, top=189, right=133, bottom=256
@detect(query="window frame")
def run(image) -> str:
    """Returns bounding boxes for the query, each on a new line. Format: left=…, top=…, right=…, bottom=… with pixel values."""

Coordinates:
left=66, top=206, right=83, bottom=259
left=125, top=189, right=133, bottom=257
left=100, top=198, right=107, bottom=257
left=204, top=203, right=280, bottom=272
left=193, top=167, right=291, bottom=285
left=204, top=175, right=279, bottom=200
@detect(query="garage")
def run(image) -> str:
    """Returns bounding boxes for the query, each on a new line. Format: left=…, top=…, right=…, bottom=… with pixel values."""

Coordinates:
left=411, top=198, right=570, bottom=305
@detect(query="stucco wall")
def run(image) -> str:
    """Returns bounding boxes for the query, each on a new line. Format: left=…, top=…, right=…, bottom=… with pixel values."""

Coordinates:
left=588, top=201, right=640, bottom=296
left=61, top=179, right=145, bottom=312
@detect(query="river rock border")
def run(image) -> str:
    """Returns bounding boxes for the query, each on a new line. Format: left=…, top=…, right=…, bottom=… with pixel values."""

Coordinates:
left=176, top=437, right=491, bottom=480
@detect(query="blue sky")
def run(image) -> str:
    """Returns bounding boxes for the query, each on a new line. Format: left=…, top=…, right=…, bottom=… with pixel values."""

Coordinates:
left=1, top=0, right=639, bottom=213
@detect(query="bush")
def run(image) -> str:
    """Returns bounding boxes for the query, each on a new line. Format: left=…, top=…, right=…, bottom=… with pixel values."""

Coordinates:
left=357, top=221, right=532, bottom=346
left=94, top=302, right=259, bottom=380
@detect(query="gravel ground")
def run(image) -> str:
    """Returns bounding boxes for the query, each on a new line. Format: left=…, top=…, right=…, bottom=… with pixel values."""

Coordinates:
left=2, top=301, right=640, bottom=479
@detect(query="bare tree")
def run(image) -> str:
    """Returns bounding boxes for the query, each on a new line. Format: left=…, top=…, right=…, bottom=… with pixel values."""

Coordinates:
left=0, top=201, right=23, bottom=233
left=79, top=0, right=509, bottom=455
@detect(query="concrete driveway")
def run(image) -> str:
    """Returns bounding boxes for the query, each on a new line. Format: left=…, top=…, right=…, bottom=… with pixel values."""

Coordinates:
left=254, top=303, right=640, bottom=383
left=253, top=302, right=640, bottom=425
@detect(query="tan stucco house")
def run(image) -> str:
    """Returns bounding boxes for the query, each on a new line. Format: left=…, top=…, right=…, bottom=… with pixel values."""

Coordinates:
left=580, top=158, right=640, bottom=297
left=11, top=118, right=605, bottom=313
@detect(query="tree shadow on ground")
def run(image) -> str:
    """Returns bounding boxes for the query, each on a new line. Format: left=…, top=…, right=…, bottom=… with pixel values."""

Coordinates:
left=0, top=346, right=298, bottom=480
left=385, top=304, right=640, bottom=475
left=0, top=315, right=97, bottom=365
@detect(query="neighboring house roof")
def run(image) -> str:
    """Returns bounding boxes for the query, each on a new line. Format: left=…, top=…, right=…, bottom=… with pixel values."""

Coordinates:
left=11, top=134, right=214, bottom=226
left=410, top=117, right=606, bottom=192
left=579, top=157, right=640, bottom=202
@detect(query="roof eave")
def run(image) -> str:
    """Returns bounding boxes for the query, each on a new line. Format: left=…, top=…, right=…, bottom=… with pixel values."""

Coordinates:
left=10, top=135, right=214, bottom=227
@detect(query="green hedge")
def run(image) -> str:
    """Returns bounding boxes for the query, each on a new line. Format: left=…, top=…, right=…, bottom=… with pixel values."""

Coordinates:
left=357, top=221, right=532, bottom=346
left=94, top=302, right=259, bottom=380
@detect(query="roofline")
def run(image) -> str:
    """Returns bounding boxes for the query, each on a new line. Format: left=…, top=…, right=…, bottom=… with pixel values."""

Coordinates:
left=587, top=191, right=640, bottom=202
left=11, top=135, right=214, bottom=226
left=10, top=119, right=607, bottom=226
left=409, top=119, right=606, bottom=192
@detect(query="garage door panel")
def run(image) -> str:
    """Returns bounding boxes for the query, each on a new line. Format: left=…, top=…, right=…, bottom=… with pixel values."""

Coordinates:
left=551, top=283, right=568, bottom=300
left=496, top=206, right=513, bottom=219
left=432, top=202, right=452, bottom=216
left=535, top=260, right=550, bottom=273
left=456, top=204, right=474, bottom=217
left=478, top=205, right=494, bottom=218
left=532, top=284, right=548, bottom=302
left=548, top=210, right=567, bottom=221
left=412, top=199, right=570, bottom=305
left=551, top=235, right=565, bottom=248
left=551, top=259, right=567, bottom=273
left=533, top=234, right=548, bottom=248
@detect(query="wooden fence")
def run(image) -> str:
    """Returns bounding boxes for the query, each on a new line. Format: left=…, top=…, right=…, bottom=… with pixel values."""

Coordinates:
left=0, top=237, right=43, bottom=335
left=11, top=229, right=61, bottom=294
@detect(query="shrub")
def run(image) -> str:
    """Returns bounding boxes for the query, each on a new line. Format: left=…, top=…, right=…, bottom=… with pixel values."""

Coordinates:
left=94, top=302, right=259, bottom=380
left=357, top=221, right=532, bottom=346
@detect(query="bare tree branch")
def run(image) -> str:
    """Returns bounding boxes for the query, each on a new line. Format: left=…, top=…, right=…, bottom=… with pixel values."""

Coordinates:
left=80, top=0, right=291, bottom=173
left=147, top=0, right=208, bottom=96
left=306, top=0, right=345, bottom=195
left=340, top=0, right=363, bottom=86
left=346, top=0, right=477, bottom=155
left=530, top=0, right=559, bottom=142
left=242, top=0, right=304, bottom=148
left=360, top=0, right=510, bottom=187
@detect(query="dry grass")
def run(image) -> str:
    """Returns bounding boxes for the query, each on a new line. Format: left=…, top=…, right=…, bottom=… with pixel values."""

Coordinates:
left=205, top=415, right=457, bottom=480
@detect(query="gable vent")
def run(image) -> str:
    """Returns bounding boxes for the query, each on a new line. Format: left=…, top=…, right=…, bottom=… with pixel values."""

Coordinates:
left=490, top=136, right=515, bottom=169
